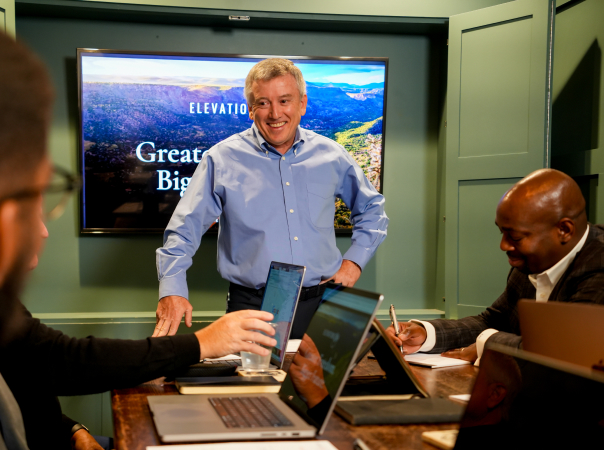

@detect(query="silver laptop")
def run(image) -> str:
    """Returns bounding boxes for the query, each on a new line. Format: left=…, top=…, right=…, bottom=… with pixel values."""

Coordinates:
left=260, top=261, right=306, bottom=369
left=148, top=283, right=383, bottom=443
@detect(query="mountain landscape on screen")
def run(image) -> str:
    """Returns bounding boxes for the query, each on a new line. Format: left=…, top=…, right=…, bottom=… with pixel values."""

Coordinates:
left=81, top=58, right=386, bottom=230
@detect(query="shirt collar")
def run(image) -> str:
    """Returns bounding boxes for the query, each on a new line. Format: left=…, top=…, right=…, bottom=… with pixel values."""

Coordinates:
left=529, top=224, right=590, bottom=288
left=251, top=123, right=305, bottom=157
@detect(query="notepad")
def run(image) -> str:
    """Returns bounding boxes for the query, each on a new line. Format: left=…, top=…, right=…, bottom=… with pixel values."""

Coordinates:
left=404, top=353, right=471, bottom=368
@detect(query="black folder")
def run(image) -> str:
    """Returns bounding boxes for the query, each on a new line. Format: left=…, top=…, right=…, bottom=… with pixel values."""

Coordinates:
left=335, top=320, right=464, bottom=425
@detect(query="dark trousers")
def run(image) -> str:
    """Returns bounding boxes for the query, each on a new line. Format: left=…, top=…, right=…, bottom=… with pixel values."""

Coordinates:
left=226, top=282, right=325, bottom=339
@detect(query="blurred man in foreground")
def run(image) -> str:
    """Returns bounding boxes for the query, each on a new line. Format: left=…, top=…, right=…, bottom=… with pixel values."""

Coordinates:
left=0, top=31, right=275, bottom=450
left=388, top=169, right=604, bottom=364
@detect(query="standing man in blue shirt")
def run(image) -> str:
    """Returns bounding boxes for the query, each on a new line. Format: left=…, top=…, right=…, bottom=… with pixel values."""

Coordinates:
left=153, top=58, right=388, bottom=339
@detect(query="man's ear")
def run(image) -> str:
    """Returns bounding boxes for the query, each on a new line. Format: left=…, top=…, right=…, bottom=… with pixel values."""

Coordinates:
left=248, top=104, right=254, bottom=121
left=0, top=201, right=20, bottom=287
left=486, top=383, right=507, bottom=410
left=557, top=218, right=576, bottom=244
left=300, top=94, right=308, bottom=116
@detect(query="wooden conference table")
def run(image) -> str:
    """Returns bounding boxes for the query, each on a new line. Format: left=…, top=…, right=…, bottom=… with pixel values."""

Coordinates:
left=112, top=356, right=477, bottom=450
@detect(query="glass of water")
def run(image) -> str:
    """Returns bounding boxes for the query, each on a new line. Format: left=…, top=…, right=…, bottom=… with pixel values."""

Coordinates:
left=240, top=323, right=276, bottom=372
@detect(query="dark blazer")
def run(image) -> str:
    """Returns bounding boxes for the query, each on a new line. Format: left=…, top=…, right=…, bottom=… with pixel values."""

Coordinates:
left=428, top=224, right=604, bottom=353
left=0, top=306, right=200, bottom=450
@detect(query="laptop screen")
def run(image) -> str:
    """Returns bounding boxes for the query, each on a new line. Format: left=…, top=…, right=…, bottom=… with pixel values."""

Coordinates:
left=279, top=283, right=382, bottom=434
left=260, top=262, right=305, bottom=365
left=454, top=346, right=604, bottom=449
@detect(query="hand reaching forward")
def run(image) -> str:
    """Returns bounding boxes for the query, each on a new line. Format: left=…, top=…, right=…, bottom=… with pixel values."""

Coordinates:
left=321, top=259, right=361, bottom=287
left=194, top=310, right=277, bottom=360
left=153, top=295, right=193, bottom=337
left=385, top=321, right=427, bottom=354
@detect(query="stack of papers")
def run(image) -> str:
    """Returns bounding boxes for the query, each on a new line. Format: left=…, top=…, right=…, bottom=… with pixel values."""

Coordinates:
left=148, top=441, right=338, bottom=450
left=404, top=353, right=471, bottom=369
left=204, top=354, right=241, bottom=361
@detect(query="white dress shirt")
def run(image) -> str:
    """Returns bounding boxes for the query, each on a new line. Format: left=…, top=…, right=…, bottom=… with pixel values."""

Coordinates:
left=414, top=225, right=590, bottom=365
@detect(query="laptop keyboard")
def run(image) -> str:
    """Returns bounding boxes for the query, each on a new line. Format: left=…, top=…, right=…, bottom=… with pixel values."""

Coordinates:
left=209, top=397, right=293, bottom=428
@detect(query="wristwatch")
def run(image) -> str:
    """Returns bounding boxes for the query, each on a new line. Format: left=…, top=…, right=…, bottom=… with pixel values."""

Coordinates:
left=70, top=423, right=89, bottom=436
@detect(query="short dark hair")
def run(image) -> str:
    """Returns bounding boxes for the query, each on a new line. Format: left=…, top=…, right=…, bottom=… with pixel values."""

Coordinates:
left=0, top=32, right=53, bottom=198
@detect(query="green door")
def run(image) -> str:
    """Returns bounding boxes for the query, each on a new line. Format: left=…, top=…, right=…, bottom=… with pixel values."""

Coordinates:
left=445, top=0, right=555, bottom=319
left=0, top=0, right=15, bottom=37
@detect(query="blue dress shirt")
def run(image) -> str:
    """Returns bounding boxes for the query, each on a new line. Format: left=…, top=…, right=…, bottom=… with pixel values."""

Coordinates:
left=156, top=124, right=388, bottom=300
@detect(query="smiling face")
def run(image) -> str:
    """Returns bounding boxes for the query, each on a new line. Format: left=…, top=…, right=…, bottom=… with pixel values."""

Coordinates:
left=248, top=74, right=307, bottom=154
left=495, top=198, right=566, bottom=275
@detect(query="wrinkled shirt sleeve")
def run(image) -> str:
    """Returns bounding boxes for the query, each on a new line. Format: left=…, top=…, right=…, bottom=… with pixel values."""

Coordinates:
left=156, top=154, right=222, bottom=300
left=337, top=150, right=388, bottom=270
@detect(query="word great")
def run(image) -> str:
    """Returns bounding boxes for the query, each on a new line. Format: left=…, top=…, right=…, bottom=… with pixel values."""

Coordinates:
left=135, top=141, right=204, bottom=163
left=189, top=102, right=248, bottom=115
left=135, top=141, right=203, bottom=197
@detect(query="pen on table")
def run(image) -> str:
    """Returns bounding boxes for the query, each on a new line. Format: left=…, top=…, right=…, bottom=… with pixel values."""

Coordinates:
left=389, top=304, right=405, bottom=354
left=353, top=438, right=371, bottom=450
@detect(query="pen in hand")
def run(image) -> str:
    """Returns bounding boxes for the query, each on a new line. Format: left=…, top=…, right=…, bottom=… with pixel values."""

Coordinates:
left=389, top=304, right=405, bottom=354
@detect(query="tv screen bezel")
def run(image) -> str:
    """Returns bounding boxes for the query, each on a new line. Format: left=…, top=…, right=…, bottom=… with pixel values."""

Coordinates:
left=77, top=48, right=388, bottom=235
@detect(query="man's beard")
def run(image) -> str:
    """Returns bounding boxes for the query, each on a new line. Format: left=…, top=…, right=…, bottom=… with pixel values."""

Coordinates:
left=0, top=244, right=32, bottom=347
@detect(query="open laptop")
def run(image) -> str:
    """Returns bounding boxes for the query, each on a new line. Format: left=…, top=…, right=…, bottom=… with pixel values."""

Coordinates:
left=147, top=283, right=383, bottom=442
left=175, top=262, right=304, bottom=377
left=518, top=299, right=604, bottom=369
left=453, top=345, right=604, bottom=449
left=260, top=261, right=306, bottom=369
left=335, top=319, right=463, bottom=425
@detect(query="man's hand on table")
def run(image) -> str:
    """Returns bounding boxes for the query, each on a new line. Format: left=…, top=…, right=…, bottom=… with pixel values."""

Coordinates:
left=194, top=310, right=277, bottom=360
left=153, top=295, right=193, bottom=337
left=71, top=429, right=104, bottom=450
left=441, top=343, right=478, bottom=363
left=321, top=259, right=361, bottom=287
left=385, top=321, right=427, bottom=354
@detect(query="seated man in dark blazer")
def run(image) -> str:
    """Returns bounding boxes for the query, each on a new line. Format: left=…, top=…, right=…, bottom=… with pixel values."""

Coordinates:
left=388, top=168, right=604, bottom=364
left=0, top=31, right=276, bottom=450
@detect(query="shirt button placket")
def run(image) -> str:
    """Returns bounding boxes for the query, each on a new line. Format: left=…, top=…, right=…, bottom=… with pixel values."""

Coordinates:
left=280, top=154, right=303, bottom=262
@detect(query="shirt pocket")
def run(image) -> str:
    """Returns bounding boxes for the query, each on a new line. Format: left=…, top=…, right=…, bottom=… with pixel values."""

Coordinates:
left=306, top=182, right=336, bottom=229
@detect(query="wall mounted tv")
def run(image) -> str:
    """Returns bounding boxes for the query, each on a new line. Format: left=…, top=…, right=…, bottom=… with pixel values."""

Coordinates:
left=78, top=49, right=388, bottom=234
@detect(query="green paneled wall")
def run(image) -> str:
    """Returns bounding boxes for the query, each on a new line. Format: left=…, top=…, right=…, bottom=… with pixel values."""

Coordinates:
left=17, top=17, right=446, bottom=319
left=457, top=178, right=519, bottom=316
left=552, top=0, right=604, bottom=224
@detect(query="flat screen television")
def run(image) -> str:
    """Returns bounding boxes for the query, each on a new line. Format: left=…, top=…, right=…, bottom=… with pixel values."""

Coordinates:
left=78, top=49, right=388, bottom=234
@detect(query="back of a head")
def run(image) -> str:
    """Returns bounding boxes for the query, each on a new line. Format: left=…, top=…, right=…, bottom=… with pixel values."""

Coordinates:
left=244, top=58, right=306, bottom=105
left=0, top=32, right=54, bottom=198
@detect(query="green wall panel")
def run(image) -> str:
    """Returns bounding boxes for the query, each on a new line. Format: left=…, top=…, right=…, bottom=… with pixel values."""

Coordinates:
left=552, top=0, right=604, bottom=222
left=458, top=178, right=518, bottom=308
left=0, top=0, right=15, bottom=36
left=459, top=17, right=532, bottom=157
left=446, top=0, right=553, bottom=319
